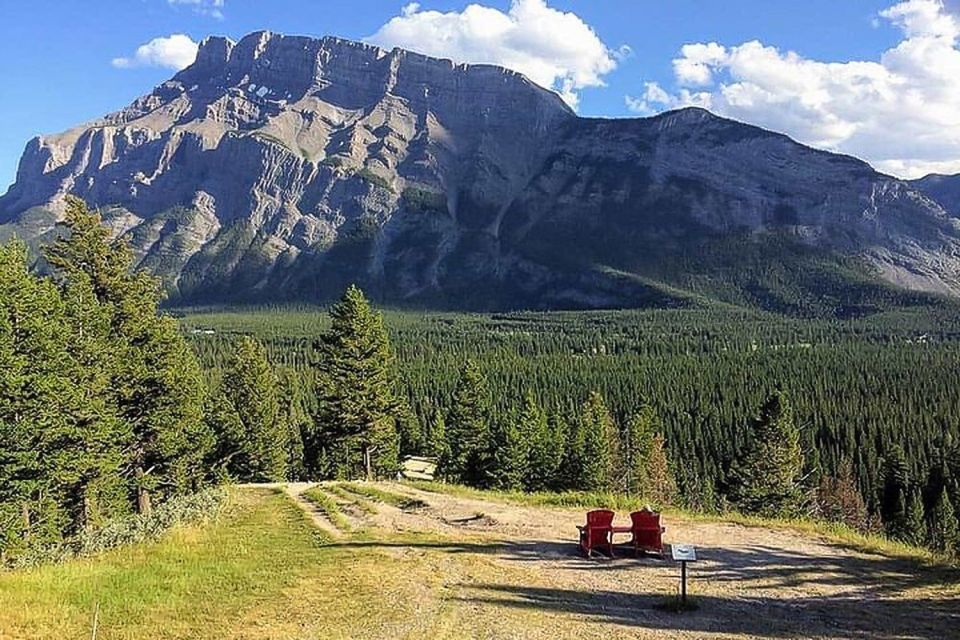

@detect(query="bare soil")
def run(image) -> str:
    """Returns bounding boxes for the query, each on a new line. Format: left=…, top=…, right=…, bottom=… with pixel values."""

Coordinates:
left=278, top=482, right=960, bottom=640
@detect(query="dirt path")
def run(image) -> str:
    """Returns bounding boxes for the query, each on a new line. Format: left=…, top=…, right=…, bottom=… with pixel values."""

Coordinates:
left=240, top=482, right=348, bottom=538
left=271, top=482, right=960, bottom=639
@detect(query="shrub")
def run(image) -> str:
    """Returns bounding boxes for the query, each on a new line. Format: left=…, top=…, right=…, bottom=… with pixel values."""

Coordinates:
left=5, top=488, right=226, bottom=569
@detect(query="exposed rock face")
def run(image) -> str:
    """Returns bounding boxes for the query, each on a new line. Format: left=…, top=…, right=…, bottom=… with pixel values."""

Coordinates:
left=911, top=173, right=960, bottom=218
left=3, top=31, right=960, bottom=312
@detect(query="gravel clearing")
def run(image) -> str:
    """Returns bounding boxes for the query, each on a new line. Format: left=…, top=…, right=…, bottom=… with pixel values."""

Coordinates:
left=276, top=482, right=960, bottom=640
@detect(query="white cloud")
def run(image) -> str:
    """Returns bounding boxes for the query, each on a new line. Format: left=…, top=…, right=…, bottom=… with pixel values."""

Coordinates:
left=168, top=0, right=225, bottom=20
left=112, top=34, right=199, bottom=70
left=626, top=0, right=960, bottom=178
left=367, top=0, right=618, bottom=109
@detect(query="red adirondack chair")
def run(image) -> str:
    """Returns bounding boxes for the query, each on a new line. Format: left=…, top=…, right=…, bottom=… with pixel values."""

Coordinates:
left=577, top=509, right=615, bottom=557
left=629, top=509, right=666, bottom=556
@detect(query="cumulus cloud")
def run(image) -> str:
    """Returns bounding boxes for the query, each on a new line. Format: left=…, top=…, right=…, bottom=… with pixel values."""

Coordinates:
left=112, top=34, right=199, bottom=70
left=168, top=0, right=225, bottom=20
left=626, top=0, right=960, bottom=178
left=368, top=0, right=618, bottom=108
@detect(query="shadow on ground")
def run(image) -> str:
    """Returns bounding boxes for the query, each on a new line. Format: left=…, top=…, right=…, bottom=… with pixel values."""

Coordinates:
left=333, top=538, right=960, bottom=639
left=455, top=583, right=958, bottom=640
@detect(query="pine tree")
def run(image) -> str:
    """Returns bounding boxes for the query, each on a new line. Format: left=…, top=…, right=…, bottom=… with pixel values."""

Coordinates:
left=488, top=418, right=527, bottom=491
left=929, top=489, right=959, bottom=555
left=623, top=406, right=658, bottom=496
left=446, top=361, right=491, bottom=486
left=45, top=196, right=210, bottom=512
left=578, top=391, right=618, bottom=492
left=49, top=262, right=129, bottom=532
left=730, top=391, right=804, bottom=517
left=279, top=369, right=309, bottom=480
left=0, top=242, right=72, bottom=553
left=425, top=409, right=450, bottom=463
left=204, top=390, right=246, bottom=483
left=219, top=337, right=287, bottom=481
left=881, top=445, right=911, bottom=540
left=904, top=490, right=927, bottom=547
left=313, top=285, right=399, bottom=479
left=521, top=395, right=560, bottom=491
left=646, top=434, right=678, bottom=506
left=557, top=412, right=585, bottom=491
left=395, top=393, right=424, bottom=457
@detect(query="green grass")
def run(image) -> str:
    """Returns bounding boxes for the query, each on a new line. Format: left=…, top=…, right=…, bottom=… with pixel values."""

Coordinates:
left=406, top=481, right=958, bottom=569
left=1, top=484, right=956, bottom=638
left=325, top=484, right=378, bottom=515
left=340, top=483, right=427, bottom=510
left=301, top=486, right=354, bottom=532
left=0, top=488, right=331, bottom=639
left=0, top=488, right=449, bottom=639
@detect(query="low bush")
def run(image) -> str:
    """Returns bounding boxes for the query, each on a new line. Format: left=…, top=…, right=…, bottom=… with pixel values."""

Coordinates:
left=5, top=488, right=226, bottom=569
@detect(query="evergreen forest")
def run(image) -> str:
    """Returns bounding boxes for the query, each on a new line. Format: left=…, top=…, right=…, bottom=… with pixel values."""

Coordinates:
left=2, top=199, right=959, bottom=563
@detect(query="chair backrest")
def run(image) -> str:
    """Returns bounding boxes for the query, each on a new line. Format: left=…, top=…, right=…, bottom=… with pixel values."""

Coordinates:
left=630, top=509, right=661, bottom=530
left=586, top=509, right=615, bottom=527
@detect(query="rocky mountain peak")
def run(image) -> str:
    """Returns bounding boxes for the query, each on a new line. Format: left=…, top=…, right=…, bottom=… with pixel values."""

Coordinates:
left=2, top=32, right=960, bottom=312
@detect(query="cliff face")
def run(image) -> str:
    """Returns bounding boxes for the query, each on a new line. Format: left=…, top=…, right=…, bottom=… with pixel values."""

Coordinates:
left=911, top=173, right=960, bottom=219
left=3, top=31, right=960, bottom=313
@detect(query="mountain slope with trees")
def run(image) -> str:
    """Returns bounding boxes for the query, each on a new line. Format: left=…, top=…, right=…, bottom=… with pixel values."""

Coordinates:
left=2, top=32, right=960, bottom=313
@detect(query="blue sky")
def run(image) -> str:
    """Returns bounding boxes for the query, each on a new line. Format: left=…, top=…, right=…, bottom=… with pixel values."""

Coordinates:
left=1, top=0, right=957, bottom=188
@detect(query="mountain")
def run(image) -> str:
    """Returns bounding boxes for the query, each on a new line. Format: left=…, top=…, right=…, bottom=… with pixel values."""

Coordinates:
left=3, top=30, right=960, bottom=315
left=910, top=173, right=960, bottom=218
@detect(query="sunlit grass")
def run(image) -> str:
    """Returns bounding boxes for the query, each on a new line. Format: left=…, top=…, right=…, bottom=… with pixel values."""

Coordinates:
left=340, top=482, right=427, bottom=510
left=0, top=488, right=331, bottom=639
left=302, top=485, right=354, bottom=532
left=325, top=484, right=378, bottom=515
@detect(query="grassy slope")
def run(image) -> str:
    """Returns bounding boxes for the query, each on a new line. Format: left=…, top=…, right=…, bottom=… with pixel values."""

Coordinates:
left=0, top=488, right=429, bottom=640
left=2, top=483, right=956, bottom=639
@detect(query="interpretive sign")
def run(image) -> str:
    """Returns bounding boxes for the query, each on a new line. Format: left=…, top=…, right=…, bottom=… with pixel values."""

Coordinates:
left=671, top=544, right=697, bottom=562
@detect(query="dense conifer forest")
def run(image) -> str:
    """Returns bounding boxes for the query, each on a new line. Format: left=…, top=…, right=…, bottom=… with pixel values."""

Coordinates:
left=2, top=200, right=959, bottom=563
left=180, top=303, right=960, bottom=555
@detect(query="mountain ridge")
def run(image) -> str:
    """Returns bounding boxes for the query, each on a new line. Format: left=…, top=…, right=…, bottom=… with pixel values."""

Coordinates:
left=2, top=30, right=960, bottom=315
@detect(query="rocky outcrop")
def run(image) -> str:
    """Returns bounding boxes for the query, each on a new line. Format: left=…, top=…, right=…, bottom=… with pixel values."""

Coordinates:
left=910, top=173, right=960, bottom=218
left=2, top=31, right=960, bottom=312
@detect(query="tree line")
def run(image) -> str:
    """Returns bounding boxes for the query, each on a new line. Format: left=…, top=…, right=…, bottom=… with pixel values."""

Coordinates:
left=2, top=200, right=958, bottom=561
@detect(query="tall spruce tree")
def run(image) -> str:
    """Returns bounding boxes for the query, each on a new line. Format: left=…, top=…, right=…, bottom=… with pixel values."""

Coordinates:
left=521, top=394, right=560, bottom=492
left=445, top=361, right=492, bottom=486
left=488, top=418, right=527, bottom=491
left=646, top=434, right=678, bottom=506
left=395, top=393, right=424, bottom=457
left=279, top=369, right=309, bottom=481
left=905, top=490, right=928, bottom=547
left=313, top=285, right=399, bottom=479
left=48, top=253, right=129, bottom=532
left=218, top=337, right=288, bottom=481
left=881, top=445, right=911, bottom=540
left=425, top=409, right=450, bottom=463
left=623, top=406, right=658, bottom=496
left=0, top=242, right=74, bottom=553
left=45, top=196, right=209, bottom=512
left=578, top=391, right=619, bottom=492
left=929, top=489, right=959, bottom=554
left=557, top=412, right=585, bottom=491
left=730, top=391, right=804, bottom=517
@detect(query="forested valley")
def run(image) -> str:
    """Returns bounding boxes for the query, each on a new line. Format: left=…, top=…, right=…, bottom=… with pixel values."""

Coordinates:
left=2, top=199, right=960, bottom=566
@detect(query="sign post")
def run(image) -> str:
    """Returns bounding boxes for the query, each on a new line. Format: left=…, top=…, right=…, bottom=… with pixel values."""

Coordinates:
left=670, top=544, right=698, bottom=607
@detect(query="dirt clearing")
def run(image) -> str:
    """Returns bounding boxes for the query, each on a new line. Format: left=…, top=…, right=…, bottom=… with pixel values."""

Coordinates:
left=280, top=482, right=960, bottom=640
